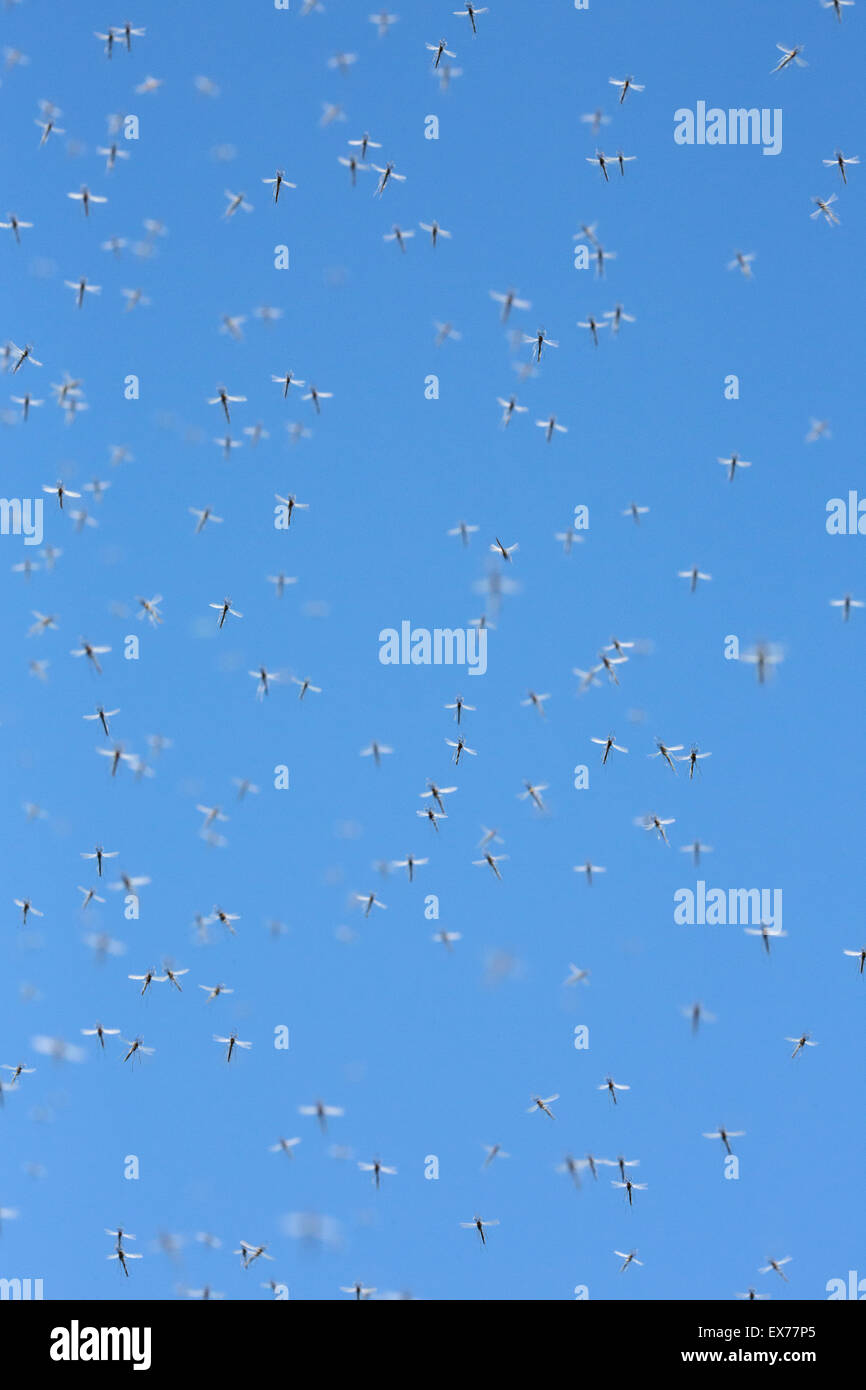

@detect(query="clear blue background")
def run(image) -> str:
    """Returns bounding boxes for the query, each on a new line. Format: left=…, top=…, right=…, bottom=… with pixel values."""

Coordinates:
left=0, top=0, right=863, bottom=1301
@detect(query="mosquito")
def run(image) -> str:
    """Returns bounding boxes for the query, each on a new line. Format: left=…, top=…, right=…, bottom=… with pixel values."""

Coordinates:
left=683, top=1002, right=716, bottom=1033
left=41, top=481, right=80, bottom=512
left=811, top=193, right=840, bottom=225
left=199, top=983, right=234, bottom=1003
left=518, top=780, right=548, bottom=811
left=219, top=312, right=246, bottom=340
left=77, top=885, right=105, bottom=909
left=434, top=320, right=461, bottom=346
left=235, top=1241, right=272, bottom=1269
left=223, top=190, right=253, bottom=218
left=355, top=891, right=387, bottom=917
left=599, top=1076, right=630, bottom=1104
left=830, top=594, right=863, bottom=621
left=703, top=1126, right=744, bottom=1156
left=806, top=418, right=831, bottom=442
left=210, top=907, right=240, bottom=935
left=299, top=1099, right=344, bottom=1132
left=474, top=851, right=507, bottom=879
left=527, top=1094, right=559, bottom=1119
left=574, top=861, right=606, bottom=886
left=678, top=566, right=712, bottom=593
left=271, top=370, right=305, bottom=399
left=615, top=1250, right=644, bottom=1272
left=65, top=276, right=101, bottom=309
left=651, top=739, right=683, bottom=774
left=383, top=223, right=413, bottom=250
left=725, top=251, right=755, bottom=281
left=606, top=304, right=636, bottom=334
left=536, top=415, right=567, bottom=443
left=0, top=1062, right=35, bottom=1086
left=573, top=665, right=602, bottom=692
left=432, top=929, right=461, bottom=950
left=9, top=343, right=41, bottom=375
left=477, top=827, right=503, bottom=850
left=490, top=536, right=518, bottom=561
left=597, top=652, right=626, bottom=685
left=461, top=1215, right=498, bottom=1247
left=108, top=1246, right=142, bottom=1277
left=99, top=142, right=130, bottom=172
left=269, top=1137, right=301, bottom=1159
left=453, top=522, right=480, bottom=547
left=160, top=964, right=188, bottom=992
left=267, top=572, right=296, bottom=598
left=744, top=922, right=786, bottom=954
left=760, top=1256, right=792, bottom=1281
left=136, top=595, right=163, bottom=627
left=497, top=395, right=527, bottom=428
left=445, top=695, right=475, bottom=723
left=361, top=741, right=393, bottom=765
left=210, top=598, right=242, bottom=629
left=844, top=947, right=866, bottom=974
left=718, top=452, right=751, bottom=482
left=680, top=841, right=712, bottom=866
left=420, top=220, right=451, bottom=247
left=0, top=213, right=32, bottom=244
left=114, top=21, right=146, bottom=51
left=578, top=314, right=607, bottom=346
left=490, top=288, right=530, bottom=322
left=27, top=606, right=58, bottom=633
left=11, top=391, right=43, bottom=422
left=613, top=1178, right=647, bottom=1207
left=339, top=1281, right=375, bottom=1299
left=581, top=109, right=610, bottom=135
left=359, top=1158, right=397, bottom=1190
left=262, top=169, right=296, bottom=203
left=591, top=734, right=628, bottom=765
left=81, top=1024, right=120, bottom=1050
left=81, top=845, right=118, bottom=876
left=392, top=853, right=428, bottom=883
left=679, top=745, right=711, bottom=779
left=787, top=1032, right=818, bottom=1059
left=612, top=150, right=636, bottom=177
left=209, top=386, right=246, bottom=423
left=372, top=161, right=406, bottom=196
left=36, top=116, right=65, bottom=145
left=122, top=288, right=149, bottom=313
left=427, top=39, right=455, bottom=68
left=524, top=328, right=557, bottom=362
left=122, top=1036, right=154, bottom=1065
left=772, top=44, right=806, bottom=73
left=482, top=1143, right=509, bottom=1168
left=640, top=813, right=675, bottom=845
left=128, top=967, right=167, bottom=997
left=610, top=73, right=645, bottom=103
left=556, top=1155, right=583, bottom=1189
left=214, top=1033, right=252, bottom=1063
left=522, top=691, right=550, bottom=718
left=447, top=735, right=476, bottom=765
left=741, top=642, right=783, bottom=683
left=249, top=666, right=280, bottom=700
left=68, top=186, right=107, bottom=217
left=14, top=897, right=43, bottom=926
left=822, top=0, right=854, bottom=19
left=555, top=527, right=583, bottom=554
left=97, top=743, right=127, bottom=777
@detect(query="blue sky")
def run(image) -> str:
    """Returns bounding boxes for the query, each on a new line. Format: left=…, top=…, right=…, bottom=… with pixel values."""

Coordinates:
left=0, top=0, right=863, bottom=1301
